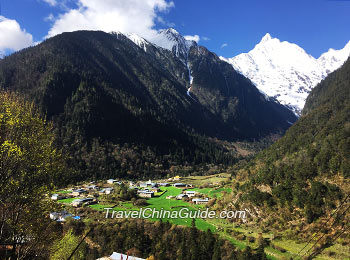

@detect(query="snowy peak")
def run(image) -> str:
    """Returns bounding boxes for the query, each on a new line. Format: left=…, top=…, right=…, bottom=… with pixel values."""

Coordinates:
left=223, top=34, right=350, bottom=115
left=117, top=28, right=197, bottom=63
left=126, top=33, right=149, bottom=52
left=151, top=28, right=197, bottom=61
left=317, top=40, right=350, bottom=74
left=260, top=33, right=272, bottom=43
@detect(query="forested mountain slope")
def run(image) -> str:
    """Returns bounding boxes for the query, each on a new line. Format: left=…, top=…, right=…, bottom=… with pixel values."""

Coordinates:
left=233, top=57, right=350, bottom=226
left=0, top=30, right=296, bottom=180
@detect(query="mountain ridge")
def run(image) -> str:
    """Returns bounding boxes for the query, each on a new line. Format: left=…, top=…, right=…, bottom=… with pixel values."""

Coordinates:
left=222, top=33, right=350, bottom=115
left=0, top=30, right=296, bottom=181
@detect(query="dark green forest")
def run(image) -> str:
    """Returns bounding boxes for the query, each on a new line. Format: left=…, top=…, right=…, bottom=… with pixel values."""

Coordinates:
left=0, top=30, right=296, bottom=182
left=59, top=218, right=267, bottom=260
left=234, top=56, right=350, bottom=223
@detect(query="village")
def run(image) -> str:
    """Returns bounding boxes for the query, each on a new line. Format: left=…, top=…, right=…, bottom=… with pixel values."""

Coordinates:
left=48, top=175, right=228, bottom=223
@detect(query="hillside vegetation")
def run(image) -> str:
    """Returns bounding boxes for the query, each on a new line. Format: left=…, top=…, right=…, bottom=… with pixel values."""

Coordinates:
left=227, top=57, right=350, bottom=236
left=0, top=31, right=296, bottom=181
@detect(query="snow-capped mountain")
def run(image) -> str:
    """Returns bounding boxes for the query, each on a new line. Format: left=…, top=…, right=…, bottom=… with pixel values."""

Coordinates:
left=126, top=28, right=196, bottom=86
left=151, top=28, right=197, bottom=62
left=122, top=28, right=196, bottom=85
left=125, top=28, right=196, bottom=63
left=127, top=33, right=149, bottom=52
left=222, top=34, right=350, bottom=115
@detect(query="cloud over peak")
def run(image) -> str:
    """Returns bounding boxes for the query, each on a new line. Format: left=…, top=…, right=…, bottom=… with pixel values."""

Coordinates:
left=46, top=0, right=175, bottom=41
left=184, top=35, right=200, bottom=43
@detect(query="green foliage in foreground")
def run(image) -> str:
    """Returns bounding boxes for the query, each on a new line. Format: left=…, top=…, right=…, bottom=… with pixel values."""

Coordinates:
left=0, top=91, right=68, bottom=259
left=50, top=229, right=86, bottom=260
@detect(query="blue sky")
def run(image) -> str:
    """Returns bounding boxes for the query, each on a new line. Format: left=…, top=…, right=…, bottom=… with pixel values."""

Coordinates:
left=0, top=0, right=350, bottom=58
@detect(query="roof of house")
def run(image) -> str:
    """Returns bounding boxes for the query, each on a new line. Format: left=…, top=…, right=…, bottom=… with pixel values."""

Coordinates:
left=72, top=198, right=93, bottom=203
left=137, top=190, right=154, bottom=194
left=110, top=252, right=146, bottom=260
left=72, top=188, right=86, bottom=192
left=173, top=183, right=186, bottom=186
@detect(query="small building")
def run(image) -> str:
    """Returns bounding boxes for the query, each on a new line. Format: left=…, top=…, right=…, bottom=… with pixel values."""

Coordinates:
left=176, top=194, right=188, bottom=200
left=159, top=183, right=170, bottom=187
left=137, top=190, right=154, bottom=198
left=107, top=179, right=119, bottom=184
left=150, top=187, right=161, bottom=192
left=72, top=188, right=87, bottom=197
left=50, top=211, right=73, bottom=222
left=71, top=198, right=94, bottom=207
left=86, top=185, right=98, bottom=190
left=139, top=182, right=148, bottom=188
left=105, top=188, right=114, bottom=194
left=108, top=252, right=146, bottom=260
left=51, top=194, right=65, bottom=200
left=184, top=190, right=197, bottom=197
left=173, top=183, right=186, bottom=188
left=192, top=198, right=209, bottom=205
left=140, top=180, right=158, bottom=188
left=99, top=188, right=114, bottom=195
left=173, top=176, right=181, bottom=181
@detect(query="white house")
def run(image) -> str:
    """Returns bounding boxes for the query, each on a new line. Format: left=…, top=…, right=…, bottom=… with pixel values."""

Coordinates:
left=107, top=252, right=146, bottom=260
left=184, top=190, right=197, bottom=197
left=105, top=188, right=114, bottom=194
left=107, top=179, right=119, bottom=184
left=72, top=188, right=87, bottom=197
left=137, top=190, right=154, bottom=198
left=51, top=194, right=65, bottom=200
left=71, top=198, right=94, bottom=207
left=176, top=194, right=188, bottom=200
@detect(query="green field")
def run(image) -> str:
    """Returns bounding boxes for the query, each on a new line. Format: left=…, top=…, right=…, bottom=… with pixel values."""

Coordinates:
left=56, top=183, right=347, bottom=259
left=55, top=190, right=72, bottom=194
left=58, top=197, right=76, bottom=204
left=187, top=187, right=232, bottom=198
left=144, top=187, right=215, bottom=231
left=175, top=173, right=231, bottom=187
left=86, top=186, right=215, bottom=231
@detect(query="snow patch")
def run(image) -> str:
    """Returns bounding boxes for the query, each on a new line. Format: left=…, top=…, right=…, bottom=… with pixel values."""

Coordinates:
left=127, top=33, right=149, bottom=52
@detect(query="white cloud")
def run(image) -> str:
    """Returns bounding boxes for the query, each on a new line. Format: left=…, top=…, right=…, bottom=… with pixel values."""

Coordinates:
left=156, top=16, right=175, bottom=28
left=42, top=0, right=57, bottom=6
left=0, top=16, right=34, bottom=54
left=184, top=35, right=200, bottom=43
left=221, top=43, right=228, bottom=48
left=46, top=0, right=175, bottom=41
left=202, top=36, right=210, bottom=41
left=44, top=13, right=55, bottom=22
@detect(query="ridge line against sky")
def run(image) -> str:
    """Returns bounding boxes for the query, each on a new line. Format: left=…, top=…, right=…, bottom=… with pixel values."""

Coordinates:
left=0, top=0, right=349, bottom=58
